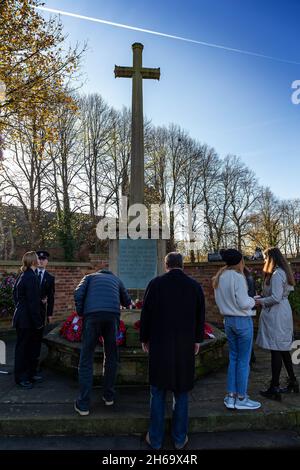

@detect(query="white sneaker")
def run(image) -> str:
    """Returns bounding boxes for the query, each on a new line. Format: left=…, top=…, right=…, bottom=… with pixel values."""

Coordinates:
left=74, top=401, right=89, bottom=416
left=102, top=396, right=114, bottom=406
left=235, top=396, right=261, bottom=410
left=224, top=395, right=235, bottom=409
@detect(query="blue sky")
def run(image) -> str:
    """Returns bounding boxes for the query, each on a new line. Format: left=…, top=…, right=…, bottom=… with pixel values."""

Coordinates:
left=40, top=0, right=300, bottom=199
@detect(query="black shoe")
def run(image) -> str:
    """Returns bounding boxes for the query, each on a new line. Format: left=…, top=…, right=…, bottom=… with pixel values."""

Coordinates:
left=30, top=375, right=43, bottom=383
left=260, top=385, right=282, bottom=401
left=280, top=378, right=299, bottom=394
left=17, top=381, right=34, bottom=389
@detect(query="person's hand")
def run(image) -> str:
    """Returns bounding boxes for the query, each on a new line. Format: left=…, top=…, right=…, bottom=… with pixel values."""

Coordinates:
left=41, top=297, right=47, bottom=305
left=195, top=343, right=200, bottom=355
left=142, top=342, right=149, bottom=353
left=254, top=295, right=262, bottom=307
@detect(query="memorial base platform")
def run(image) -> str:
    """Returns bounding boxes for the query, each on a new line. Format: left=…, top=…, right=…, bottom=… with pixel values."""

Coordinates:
left=42, top=310, right=228, bottom=385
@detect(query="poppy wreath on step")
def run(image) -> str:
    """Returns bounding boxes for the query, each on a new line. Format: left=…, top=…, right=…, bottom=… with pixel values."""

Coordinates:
left=60, top=312, right=83, bottom=342
left=60, top=312, right=126, bottom=346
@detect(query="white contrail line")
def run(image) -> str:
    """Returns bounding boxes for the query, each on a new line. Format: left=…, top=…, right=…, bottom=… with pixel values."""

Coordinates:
left=35, top=6, right=300, bottom=66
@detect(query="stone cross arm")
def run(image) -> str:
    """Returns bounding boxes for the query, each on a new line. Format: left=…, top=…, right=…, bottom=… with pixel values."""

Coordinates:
left=114, top=66, right=160, bottom=80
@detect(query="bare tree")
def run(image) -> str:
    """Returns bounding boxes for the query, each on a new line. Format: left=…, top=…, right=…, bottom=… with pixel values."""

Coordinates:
left=102, top=107, right=131, bottom=218
left=198, top=147, right=224, bottom=251
left=145, top=125, right=168, bottom=205
left=281, top=199, right=300, bottom=257
left=179, top=141, right=207, bottom=260
left=44, top=101, right=84, bottom=260
left=225, top=155, right=260, bottom=251
left=248, top=187, right=283, bottom=249
left=79, top=94, right=115, bottom=220
left=164, top=124, right=191, bottom=250
left=0, top=112, right=52, bottom=247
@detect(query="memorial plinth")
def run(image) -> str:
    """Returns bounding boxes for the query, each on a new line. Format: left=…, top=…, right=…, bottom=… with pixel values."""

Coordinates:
left=109, top=237, right=166, bottom=297
left=43, top=312, right=227, bottom=385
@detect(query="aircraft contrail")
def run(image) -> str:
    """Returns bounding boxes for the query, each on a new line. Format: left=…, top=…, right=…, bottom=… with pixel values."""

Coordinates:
left=35, top=6, right=300, bottom=66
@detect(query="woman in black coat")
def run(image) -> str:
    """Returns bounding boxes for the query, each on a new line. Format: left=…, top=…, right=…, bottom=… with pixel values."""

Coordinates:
left=13, top=251, right=44, bottom=388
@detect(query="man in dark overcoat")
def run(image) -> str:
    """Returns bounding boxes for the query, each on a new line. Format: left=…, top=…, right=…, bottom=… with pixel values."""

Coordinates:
left=140, top=252, right=205, bottom=450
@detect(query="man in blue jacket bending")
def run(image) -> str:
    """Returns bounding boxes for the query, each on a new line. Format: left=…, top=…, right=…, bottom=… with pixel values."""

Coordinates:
left=74, top=269, right=131, bottom=416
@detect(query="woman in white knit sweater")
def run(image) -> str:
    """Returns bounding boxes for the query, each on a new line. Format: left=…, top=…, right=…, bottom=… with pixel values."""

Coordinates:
left=213, top=249, right=261, bottom=411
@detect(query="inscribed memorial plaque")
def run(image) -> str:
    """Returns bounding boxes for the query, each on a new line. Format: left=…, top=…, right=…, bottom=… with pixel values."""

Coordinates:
left=118, top=239, right=158, bottom=289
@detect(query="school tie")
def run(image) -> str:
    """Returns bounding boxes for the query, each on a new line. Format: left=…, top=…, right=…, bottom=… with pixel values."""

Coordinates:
left=38, top=270, right=43, bottom=286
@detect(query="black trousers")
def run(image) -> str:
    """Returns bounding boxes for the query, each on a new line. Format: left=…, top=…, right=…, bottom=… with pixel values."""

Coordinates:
left=14, top=328, right=42, bottom=383
left=31, top=327, right=44, bottom=373
left=271, top=350, right=296, bottom=387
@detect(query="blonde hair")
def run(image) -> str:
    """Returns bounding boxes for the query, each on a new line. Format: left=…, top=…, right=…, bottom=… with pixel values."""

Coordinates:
left=263, top=247, right=295, bottom=286
left=20, top=251, right=38, bottom=272
left=212, top=263, right=244, bottom=289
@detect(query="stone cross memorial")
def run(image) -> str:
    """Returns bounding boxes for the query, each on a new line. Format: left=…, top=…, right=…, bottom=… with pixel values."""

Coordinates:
left=115, top=43, right=160, bottom=206
left=110, top=43, right=165, bottom=290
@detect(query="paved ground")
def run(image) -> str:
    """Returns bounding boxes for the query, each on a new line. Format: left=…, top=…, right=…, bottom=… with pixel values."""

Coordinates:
left=0, top=337, right=300, bottom=449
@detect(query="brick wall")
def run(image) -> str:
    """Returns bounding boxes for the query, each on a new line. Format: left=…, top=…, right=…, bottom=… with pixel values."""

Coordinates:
left=0, top=256, right=108, bottom=327
left=184, top=260, right=300, bottom=333
left=1, top=257, right=300, bottom=332
left=185, top=262, right=225, bottom=326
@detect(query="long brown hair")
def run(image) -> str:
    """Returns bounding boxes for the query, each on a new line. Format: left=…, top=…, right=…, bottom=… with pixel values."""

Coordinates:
left=212, top=261, right=245, bottom=289
left=20, top=251, right=38, bottom=272
left=263, top=247, right=295, bottom=286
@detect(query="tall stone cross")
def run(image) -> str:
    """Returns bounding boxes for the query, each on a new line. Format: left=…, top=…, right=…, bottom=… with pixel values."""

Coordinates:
left=115, top=43, right=160, bottom=206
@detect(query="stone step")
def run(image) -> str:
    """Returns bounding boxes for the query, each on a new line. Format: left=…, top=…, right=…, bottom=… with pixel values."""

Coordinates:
left=0, top=399, right=299, bottom=437
left=1, top=340, right=300, bottom=438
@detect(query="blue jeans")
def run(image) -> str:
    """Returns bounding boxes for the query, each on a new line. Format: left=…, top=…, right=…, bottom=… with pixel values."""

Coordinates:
left=77, top=313, right=119, bottom=410
left=224, top=316, right=253, bottom=397
left=148, top=386, right=188, bottom=449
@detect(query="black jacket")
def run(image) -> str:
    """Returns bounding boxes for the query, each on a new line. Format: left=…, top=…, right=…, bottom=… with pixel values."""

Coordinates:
left=12, top=269, right=44, bottom=329
left=140, top=269, right=205, bottom=392
left=245, top=274, right=256, bottom=298
left=38, top=270, right=55, bottom=318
